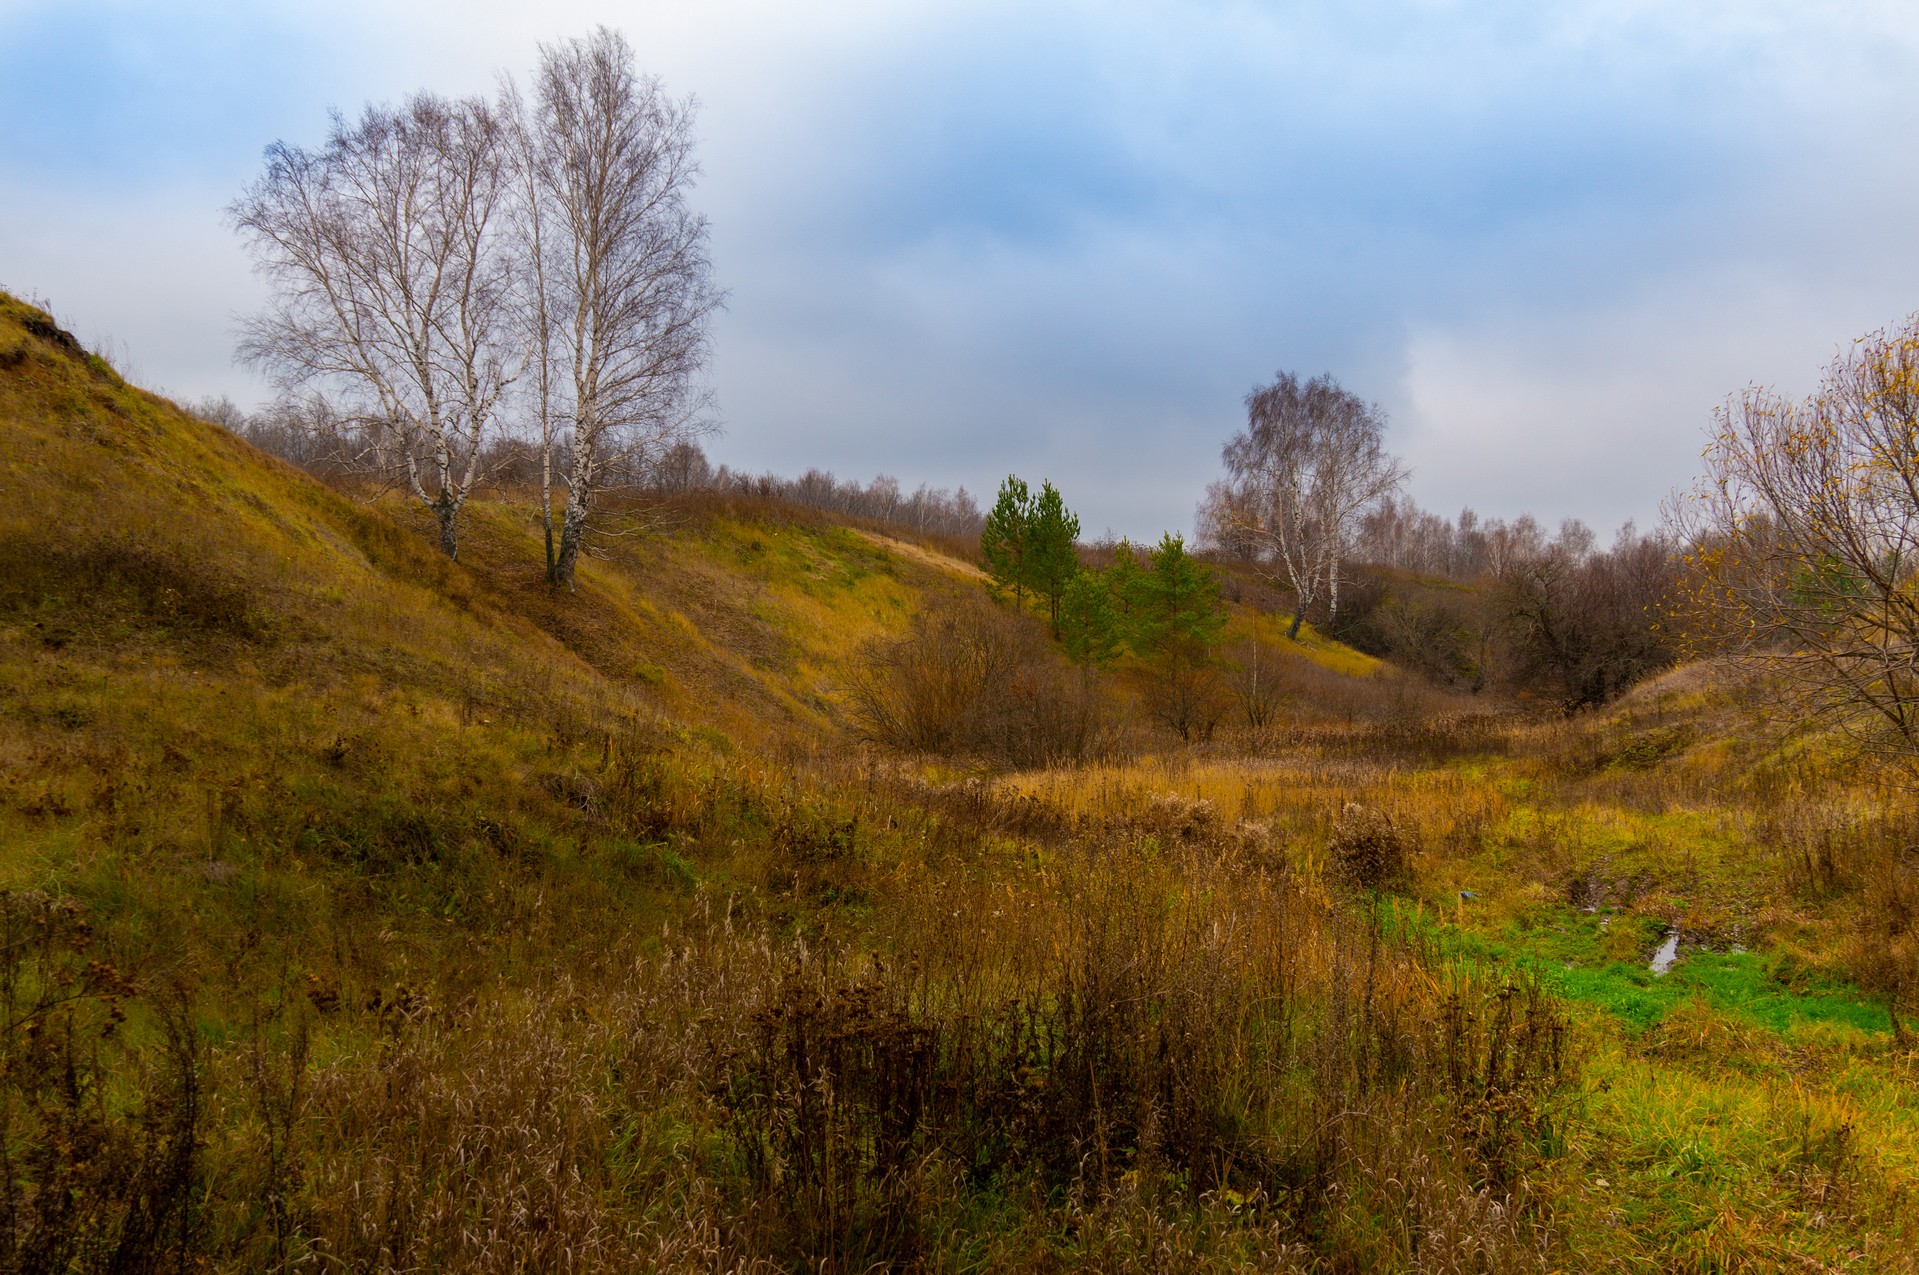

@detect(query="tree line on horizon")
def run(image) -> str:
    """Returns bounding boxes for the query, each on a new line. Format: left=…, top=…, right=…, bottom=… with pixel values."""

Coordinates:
left=198, top=402, right=992, bottom=545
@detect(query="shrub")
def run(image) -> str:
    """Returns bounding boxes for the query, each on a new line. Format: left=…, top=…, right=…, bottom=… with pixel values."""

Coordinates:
left=1327, top=802, right=1411, bottom=892
left=0, top=893, right=202, bottom=1272
left=719, top=968, right=942, bottom=1267
left=847, top=593, right=1108, bottom=767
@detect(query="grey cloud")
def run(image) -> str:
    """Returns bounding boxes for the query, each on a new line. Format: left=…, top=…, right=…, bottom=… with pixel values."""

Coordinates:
left=8, top=0, right=1919, bottom=543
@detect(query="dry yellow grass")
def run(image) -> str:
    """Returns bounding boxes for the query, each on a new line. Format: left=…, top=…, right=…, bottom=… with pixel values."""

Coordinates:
left=850, top=527, right=989, bottom=582
left=4, top=291, right=1918, bottom=1271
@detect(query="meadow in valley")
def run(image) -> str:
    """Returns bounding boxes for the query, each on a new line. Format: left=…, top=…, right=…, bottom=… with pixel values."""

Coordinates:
left=2, top=289, right=1917, bottom=1272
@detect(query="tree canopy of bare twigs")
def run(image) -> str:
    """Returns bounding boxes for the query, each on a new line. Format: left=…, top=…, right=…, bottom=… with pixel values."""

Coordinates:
left=1498, top=521, right=1678, bottom=710
left=506, top=27, right=722, bottom=586
left=1352, top=498, right=1550, bottom=582
left=231, top=30, right=719, bottom=581
left=1199, top=372, right=1407, bottom=640
left=1673, top=314, right=1919, bottom=768
left=231, top=93, right=517, bottom=560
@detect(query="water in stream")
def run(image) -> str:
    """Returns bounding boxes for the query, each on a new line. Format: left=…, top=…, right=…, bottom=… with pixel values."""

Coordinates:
left=1650, top=929, right=1681, bottom=976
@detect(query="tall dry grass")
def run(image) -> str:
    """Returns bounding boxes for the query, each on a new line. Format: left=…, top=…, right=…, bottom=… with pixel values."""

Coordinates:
left=0, top=739, right=1578, bottom=1273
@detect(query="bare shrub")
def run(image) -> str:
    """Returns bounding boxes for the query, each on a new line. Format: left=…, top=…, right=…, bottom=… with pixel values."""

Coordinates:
left=1142, top=652, right=1229, bottom=744
left=1134, top=792, right=1223, bottom=844
left=1328, top=801, right=1411, bottom=892
left=1440, top=979, right=1568, bottom=1193
left=1227, top=637, right=1285, bottom=731
left=0, top=893, right=202, bottom=1273
left=847, top=594, right=1107, bottom=767
left=719, top=967, right=942, bottom=1268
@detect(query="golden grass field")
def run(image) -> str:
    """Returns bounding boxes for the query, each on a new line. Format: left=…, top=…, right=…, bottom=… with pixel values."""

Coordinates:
left=2, top=290, right=1916, bottom=1271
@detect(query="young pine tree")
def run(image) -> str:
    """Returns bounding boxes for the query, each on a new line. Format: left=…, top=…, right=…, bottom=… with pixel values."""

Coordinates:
left=980, top=476, right=1034, bottom=604
left=1104, top=539, right=1147, bottom=636
left=1131, top=533, right=1228, bottom=740
left=1059, top=570, right=1122, bottom=667
left=1026, top=480, right=1082, bottom=635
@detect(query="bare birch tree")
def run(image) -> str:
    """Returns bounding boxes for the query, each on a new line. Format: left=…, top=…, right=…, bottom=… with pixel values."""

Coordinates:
left=509, top=28, right=721, bottom=587
left=1200, top=372, right=1407, bottom=639
left=231, top=93, right=516, bottom=559
left=500, top=80, right=561, bottom=581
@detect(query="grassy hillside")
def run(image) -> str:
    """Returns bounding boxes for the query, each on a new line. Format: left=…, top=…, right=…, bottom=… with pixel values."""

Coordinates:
left=3, top=290, right=1917, bottom=1271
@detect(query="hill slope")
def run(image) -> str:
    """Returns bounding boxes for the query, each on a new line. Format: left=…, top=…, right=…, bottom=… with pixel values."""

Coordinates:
left=5, top=292, right=1917, bottom=1272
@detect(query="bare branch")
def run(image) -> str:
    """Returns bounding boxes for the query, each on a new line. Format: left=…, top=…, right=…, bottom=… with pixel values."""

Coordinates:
left=1672, top=314, right=1919, bottom=771
left=231, top=93, right=518, bottom=558
left=1198, top=371, right=1407, bottom=639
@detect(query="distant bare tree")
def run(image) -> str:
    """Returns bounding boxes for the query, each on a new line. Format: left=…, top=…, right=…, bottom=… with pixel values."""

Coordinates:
left=650, top=439, right=714, bottom=494
left=1200, top=372, right=1407, bottom=639
left=231, top=93, right=516, bottom=559
left=1349, top=498, right=1559, bottom=584
left=1496, top=521, right=1678, bottom=710
left=508, top=28, right=722, bottom=587
left=193, top=394, right=364, bottom=477
left=693, top=456, right=985, bottom=539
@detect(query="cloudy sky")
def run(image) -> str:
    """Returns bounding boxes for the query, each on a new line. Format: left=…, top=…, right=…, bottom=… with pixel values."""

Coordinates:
left=5, top=0, right=1919, bottom=540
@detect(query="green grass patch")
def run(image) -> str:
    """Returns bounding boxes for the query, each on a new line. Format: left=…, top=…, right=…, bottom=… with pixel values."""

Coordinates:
left=1387, top=900, right=1892, bottom=1037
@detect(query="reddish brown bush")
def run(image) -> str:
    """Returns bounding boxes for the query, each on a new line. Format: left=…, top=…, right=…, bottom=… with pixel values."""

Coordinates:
left=847, top=594, right=1110, bottom=767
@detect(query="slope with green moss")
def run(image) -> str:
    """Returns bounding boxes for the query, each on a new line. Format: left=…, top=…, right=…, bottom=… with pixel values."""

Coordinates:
left=0, top=288, right=995, bottom=1010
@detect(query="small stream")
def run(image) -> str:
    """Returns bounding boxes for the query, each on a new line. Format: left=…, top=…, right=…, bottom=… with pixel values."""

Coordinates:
left=1649, top=929, right=1681, bottom=976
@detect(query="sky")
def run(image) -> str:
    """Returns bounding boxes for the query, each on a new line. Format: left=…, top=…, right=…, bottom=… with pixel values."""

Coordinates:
left=5, top=0, right=1919, bottom=541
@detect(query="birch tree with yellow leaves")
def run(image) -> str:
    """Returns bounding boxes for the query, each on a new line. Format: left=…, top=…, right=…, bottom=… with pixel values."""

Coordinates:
left=1674, top=314, right=1919, bottom=765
